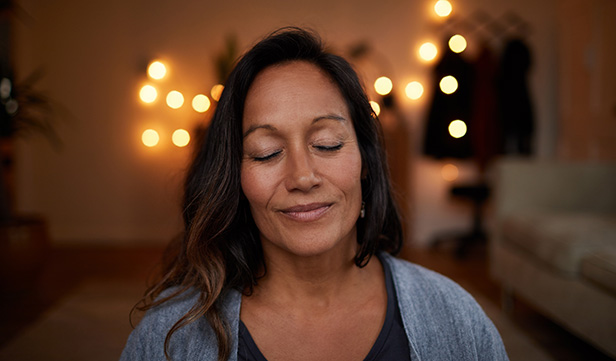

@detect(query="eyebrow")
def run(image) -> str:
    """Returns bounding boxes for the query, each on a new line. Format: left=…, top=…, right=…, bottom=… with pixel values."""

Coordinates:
left=242, top=113, right=347, bottom=138
left=314, top=114, right=347, bottom=123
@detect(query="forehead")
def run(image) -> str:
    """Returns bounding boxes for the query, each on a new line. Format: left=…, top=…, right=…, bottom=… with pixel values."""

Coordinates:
left=251, top=60, right=335, bottom=92
left=243, top=61, right=349, bottom=125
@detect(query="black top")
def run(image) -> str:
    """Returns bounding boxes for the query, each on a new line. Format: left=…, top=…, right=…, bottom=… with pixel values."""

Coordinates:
left=238, top=255, right=411, bottom=360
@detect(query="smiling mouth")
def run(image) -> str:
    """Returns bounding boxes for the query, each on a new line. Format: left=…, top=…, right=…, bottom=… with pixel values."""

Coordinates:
left=280, top=203, right=332, bottom=222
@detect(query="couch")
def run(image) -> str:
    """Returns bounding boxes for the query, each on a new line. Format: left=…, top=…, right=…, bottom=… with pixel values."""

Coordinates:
left=489, top=159, right=616, bottom=358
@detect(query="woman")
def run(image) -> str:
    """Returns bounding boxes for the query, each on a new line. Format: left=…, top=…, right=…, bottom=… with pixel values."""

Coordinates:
left=120, top=28, right=508, bottom=361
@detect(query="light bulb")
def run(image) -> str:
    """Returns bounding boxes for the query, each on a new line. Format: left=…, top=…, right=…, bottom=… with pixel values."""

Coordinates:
left=439, top=76, right=458, bottom=94
left=369, top=101, right=381, bottom=116
left=139, top=85, right=157, bottom=103
left=211, top=84, right=224, bottom=102
left=172, top=129, right=190, bottom=147
left=374, top=76, right=393, bottom=96
left=441, top=163, right=459, bottom=181
left=166, top=90, right=184, bottom=109
left=405, top=81, right=424, bottom=100
left=419, top=42, right=438, bottom=62
left=148, top=61, right=167, bottom=80
left=192, top=94, right=211, bottom=113
left=434, top=0, right=453, bottom=17
left=449, top=35, right=467, bottom=53
left=448, top=120, right=467, bottom=138
left=142, top=129, right=160, bottom=147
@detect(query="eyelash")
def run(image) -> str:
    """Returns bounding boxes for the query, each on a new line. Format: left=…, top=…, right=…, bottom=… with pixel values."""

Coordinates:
left=314, top=143, right=343, bottom=152
left=252, top=143, right=344, bottom=162
left=253, top=150, right=282, bottom=162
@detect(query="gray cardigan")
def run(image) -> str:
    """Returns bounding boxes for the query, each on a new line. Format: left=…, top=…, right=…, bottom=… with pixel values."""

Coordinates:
left=120, top=253, right=509, bottom=360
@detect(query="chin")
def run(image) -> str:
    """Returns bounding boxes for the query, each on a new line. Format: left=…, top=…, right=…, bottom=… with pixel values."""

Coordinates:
left=265, top=229, right=357, bottom=260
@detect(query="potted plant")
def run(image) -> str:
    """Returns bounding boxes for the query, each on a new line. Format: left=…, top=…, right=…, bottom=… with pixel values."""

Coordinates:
left=0, top=67, right=60, bottom=293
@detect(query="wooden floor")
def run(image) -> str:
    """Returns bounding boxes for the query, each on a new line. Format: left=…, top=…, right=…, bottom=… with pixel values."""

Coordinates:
left=0, top=242, right=613, bottom=360
left=0, top=246, right=164, bottom=348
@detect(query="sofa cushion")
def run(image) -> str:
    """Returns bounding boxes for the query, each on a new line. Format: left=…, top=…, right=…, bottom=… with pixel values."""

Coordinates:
left=581, top=248, right=616, bottom=295
left=501, top=212, right=616, bottom=276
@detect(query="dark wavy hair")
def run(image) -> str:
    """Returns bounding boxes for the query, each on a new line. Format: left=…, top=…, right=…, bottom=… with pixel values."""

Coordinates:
left=137, top=27, right=403, bottom=361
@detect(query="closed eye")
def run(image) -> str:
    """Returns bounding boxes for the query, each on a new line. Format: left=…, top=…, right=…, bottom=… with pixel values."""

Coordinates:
left=253, top=150, right=282, bottom=162
left=314, top=143, right=343, bottom=152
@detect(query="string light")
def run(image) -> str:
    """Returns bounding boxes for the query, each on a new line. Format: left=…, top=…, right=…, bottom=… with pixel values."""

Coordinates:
left=369, top=101, right=381, bottom=116
left=166, top=90, right=184, bottom=109
left=434, top=0, right=453, bottom=17
left=192, top=94, right=211, bottom=113
left=374, top=76, right=393, bottom=96
left=449, top=34, right=467, bottom=53
left=211, top=84, right=224, bottom=102
left=142, top=129, right=160, bottom=147
left=139, top=85, right=157, bottom=103
left=147, top=61, right=167, bottom=80
left=405, top=81, right=424, bottom=100
left=439, top=75, right=458, bottom=94
left=441, top=163, right=459, bottom=181
left=419, top=42, right=438, bottom=62
left=172, top=129, right=190, bottom=147
left=448, top=120, right=467, bottom=138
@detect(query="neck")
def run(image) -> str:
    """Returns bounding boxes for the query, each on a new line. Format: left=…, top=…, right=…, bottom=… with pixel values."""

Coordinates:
left=250, top=245, right=381, bottom=310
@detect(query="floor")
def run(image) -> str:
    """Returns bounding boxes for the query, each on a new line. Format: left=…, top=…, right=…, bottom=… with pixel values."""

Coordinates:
left=0, top=246, right=164, bottom=348
left=0, top=242, right=613, bottom=360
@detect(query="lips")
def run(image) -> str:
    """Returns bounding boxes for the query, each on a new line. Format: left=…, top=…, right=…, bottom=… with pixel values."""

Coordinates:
left=280, top=202, right=332, bottom=222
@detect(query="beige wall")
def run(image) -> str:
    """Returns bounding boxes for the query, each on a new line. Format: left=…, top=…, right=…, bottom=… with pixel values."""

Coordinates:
left=14, top=0, right=559, bottom=246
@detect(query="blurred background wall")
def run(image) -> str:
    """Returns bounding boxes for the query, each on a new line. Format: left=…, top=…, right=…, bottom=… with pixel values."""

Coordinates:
left=8, top=0, right=574, bottom=246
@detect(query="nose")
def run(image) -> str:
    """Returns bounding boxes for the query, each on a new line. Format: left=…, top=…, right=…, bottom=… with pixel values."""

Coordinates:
left=284, top=146, right=321, bottom=192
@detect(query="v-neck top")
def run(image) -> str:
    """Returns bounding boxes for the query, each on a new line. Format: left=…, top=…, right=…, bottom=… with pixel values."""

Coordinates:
left=120, top=253, right=509, bottom=361
left=237, top=256, right=411, bottom=360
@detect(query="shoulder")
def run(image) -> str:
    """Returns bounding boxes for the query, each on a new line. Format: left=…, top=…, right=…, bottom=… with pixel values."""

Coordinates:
left=383, top=253, right=473, bottom=303
left=138, top=287, right=202, bottom=330
left=119, top=287, right=241, bottom=361
left=380, top=253, right=509, bottom=360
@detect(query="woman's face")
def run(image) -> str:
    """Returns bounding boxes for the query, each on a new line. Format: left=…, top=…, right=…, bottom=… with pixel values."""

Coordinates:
left=240, top=61, right=363, bottom=260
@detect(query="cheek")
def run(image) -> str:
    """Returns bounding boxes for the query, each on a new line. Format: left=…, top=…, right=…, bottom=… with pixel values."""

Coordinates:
left=240, top=166, right=258, bottom=206
left=241, top=164, right=272, bottom=209
left=327, top=151, right=363, bottom=196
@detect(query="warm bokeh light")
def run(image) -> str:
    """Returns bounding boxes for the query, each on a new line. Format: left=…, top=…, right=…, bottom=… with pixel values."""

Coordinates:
left=166, top=90, right=184, bottom=109
left=419, top=42, right=438, bottom=62
left=448, top=120, right=467, bottom=138
left=405, top=81, right=424, bottom=100
left=172, top=129, right=190, bottom=147
left=374, top=76, right=393, bottom=96
left=192, top=94, right=211, bottom=113
left=369, top=100, right=381, bottom=116
left=449, top=34, right=467, bottom=53
left=439, top=75, right=458, bottom=94
left=139, top=85, right=157, bottom=103
left=148, top=61, right=167, bottom=80
left=211, top=84, right=224, bottom=102
left=142, top=129, right=160, bottom=147
left=434, top=0, right=453, bottom=17
left=441, top=163, right=459, bottom=181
